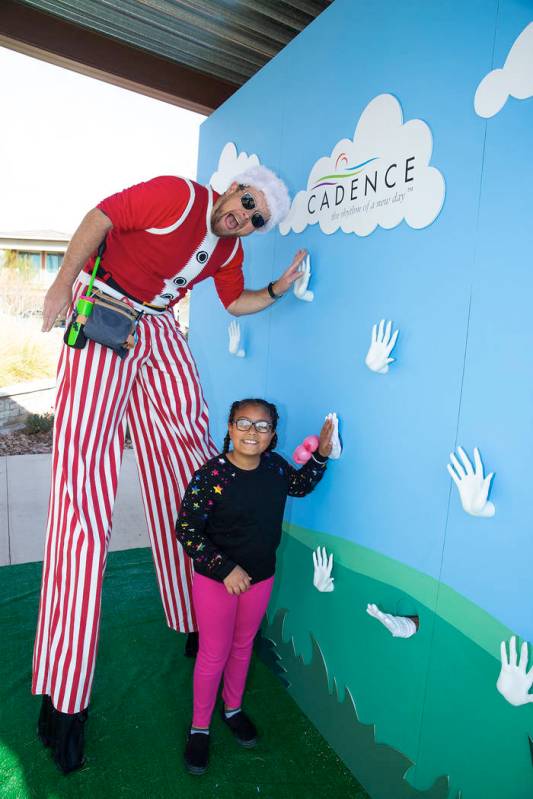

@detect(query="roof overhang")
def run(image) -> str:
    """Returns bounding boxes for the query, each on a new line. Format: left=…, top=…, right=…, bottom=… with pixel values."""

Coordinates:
left=0, top=0, right=329, bottom=115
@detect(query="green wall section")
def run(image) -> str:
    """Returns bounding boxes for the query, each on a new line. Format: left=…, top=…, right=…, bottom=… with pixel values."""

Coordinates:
left=265, top=526, right=533, bottom=799
left=282, top=524, right=512, bottom=657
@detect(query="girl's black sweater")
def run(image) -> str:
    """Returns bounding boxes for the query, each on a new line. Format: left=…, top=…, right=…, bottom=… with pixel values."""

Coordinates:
left=175, top=450, right=327, bottom=583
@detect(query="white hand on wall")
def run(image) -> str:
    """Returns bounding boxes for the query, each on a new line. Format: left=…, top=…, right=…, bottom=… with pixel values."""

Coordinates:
left=447, top=447, right=495, bottom=518
left=293, top=254, right=314, bottom=302
left=366, top=604, right=418, bottom=638
left=497, top=636, right=533, bottom=706
left=365, top=319, right=399, bottom=374
left=312, top=547, right=334, bottom=592
left=228, top=320, right=245, bottom=358
left=325, top=412, right=342, bottom=459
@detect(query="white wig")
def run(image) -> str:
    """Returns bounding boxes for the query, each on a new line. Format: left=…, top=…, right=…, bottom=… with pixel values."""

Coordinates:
left=233, top=165, right=291, bottom=233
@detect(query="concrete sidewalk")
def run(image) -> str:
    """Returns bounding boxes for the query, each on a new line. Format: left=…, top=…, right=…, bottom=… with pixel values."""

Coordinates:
left=0, top=450, right=149, bottom=567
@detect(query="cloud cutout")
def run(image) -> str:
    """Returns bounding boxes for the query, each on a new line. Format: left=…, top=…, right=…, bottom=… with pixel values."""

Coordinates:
left=280, top=94, right=445, bottom=237
left=209, top=142, right=260, bottom=193
left=475, top=22, right=533, bottom=118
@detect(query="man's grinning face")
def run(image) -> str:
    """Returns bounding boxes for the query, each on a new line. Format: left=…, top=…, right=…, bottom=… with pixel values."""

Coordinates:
left=211, top=182, right=270, bottom=238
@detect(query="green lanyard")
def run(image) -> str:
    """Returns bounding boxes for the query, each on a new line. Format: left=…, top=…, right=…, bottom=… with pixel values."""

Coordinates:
left=86, top=239, right=106, bottom=297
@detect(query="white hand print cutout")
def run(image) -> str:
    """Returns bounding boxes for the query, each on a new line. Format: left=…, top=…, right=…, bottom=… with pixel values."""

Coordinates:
left=312, top=547, right=334, bottom=592
left=293, top=254, right=314, bottom=302
left=366, top=604, right=418, bottom=638
left=447, top=447, right=495, bottom=518
left=365, top=320, right=399, bottom=374
left=497, top=637, right=533, bottom=706
left=228, top=320, right=245, bottom=358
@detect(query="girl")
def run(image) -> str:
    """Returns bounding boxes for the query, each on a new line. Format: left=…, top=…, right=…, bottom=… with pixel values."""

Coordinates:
left=175, top=398, right=333, bottom=775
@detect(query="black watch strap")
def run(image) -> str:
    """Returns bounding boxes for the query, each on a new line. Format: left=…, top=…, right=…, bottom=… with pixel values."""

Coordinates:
left=267, top=281, right=282, bottom=300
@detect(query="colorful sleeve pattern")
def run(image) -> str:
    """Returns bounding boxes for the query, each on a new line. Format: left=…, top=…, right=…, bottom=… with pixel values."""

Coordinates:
left=286, top=453, right=328, bottom=497
left=175, top=462, right=236, bottom=581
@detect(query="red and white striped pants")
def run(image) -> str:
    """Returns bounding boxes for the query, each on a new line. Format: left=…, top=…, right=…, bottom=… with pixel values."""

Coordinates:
left=32, top=295, right=218, bottom=713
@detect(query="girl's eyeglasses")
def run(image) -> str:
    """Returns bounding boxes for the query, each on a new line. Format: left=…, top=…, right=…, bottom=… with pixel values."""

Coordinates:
left=239, top=190, right=267, bottom=229
left=233, top=417, right=273, bottom=434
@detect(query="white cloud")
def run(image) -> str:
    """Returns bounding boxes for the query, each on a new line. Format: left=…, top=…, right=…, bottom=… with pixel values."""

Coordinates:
left=475, top=22, right=533, bottom=118
left=209, top=142, right=260, bottom=193
left=280, top=94, right=445, bottom=237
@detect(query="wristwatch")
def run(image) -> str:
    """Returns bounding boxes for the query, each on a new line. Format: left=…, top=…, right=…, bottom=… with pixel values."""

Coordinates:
left=267, top=281, right=283, bottom=300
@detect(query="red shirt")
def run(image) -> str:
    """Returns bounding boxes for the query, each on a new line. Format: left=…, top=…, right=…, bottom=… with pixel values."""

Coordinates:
left=85, top=176, right=244, bottom=309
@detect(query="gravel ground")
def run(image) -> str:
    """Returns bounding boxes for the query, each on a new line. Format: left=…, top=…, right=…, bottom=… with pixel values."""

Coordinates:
left=0, top=429, right=133, bottom=457
left=0, top=429, right=54, bottom=456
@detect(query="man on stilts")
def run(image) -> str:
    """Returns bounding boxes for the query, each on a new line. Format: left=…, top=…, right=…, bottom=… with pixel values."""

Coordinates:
left=33, top=166, right=301, bottom=772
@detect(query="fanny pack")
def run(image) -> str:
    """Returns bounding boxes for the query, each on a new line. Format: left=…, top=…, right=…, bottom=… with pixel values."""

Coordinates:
left=82, top=289, right=142, bottom=358
left=65, top=239, right=143, bottom=359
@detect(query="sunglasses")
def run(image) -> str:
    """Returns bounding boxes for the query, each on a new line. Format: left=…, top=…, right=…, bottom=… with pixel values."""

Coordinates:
left=239, top=190, right=267, bottom=229
left=233, top=417, right=273, bottom=434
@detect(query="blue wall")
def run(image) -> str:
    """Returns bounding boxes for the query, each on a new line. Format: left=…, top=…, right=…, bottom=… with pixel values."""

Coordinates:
left=191, top=1, right=533, bottom=795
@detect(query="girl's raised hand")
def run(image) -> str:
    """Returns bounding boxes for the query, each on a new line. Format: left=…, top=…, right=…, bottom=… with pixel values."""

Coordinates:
left=223, top=565, right=252, bottom=595
left=318, top=418, right=334, bottom=458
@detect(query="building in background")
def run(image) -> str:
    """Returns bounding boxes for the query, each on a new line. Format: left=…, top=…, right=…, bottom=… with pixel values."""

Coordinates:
left=0, top=230, right=70, bottom=280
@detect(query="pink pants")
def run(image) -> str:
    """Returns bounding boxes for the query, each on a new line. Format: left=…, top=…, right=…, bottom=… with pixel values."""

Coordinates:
left=192, top=573, right=274, bottom=728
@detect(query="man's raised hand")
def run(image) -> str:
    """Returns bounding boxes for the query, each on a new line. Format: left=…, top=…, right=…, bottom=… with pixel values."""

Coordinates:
left=272, top=249, right=308, bottom=296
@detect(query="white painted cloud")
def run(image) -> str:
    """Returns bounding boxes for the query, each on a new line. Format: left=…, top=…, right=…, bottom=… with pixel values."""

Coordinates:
left=475, top=22, right=533, bottom=118
left=209, top=142, right=260, bottom=193
left=280, top=94, right=445, bottom=237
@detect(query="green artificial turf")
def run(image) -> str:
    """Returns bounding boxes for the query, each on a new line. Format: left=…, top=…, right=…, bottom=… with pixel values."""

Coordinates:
left=0, top=548, right=369, bottom=799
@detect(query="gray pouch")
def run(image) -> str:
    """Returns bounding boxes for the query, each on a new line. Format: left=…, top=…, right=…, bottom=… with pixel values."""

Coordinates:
left=83, top=290, right=142, bottom=359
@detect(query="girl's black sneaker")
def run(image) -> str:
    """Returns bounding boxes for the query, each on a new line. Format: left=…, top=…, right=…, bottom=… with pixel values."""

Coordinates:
left=221, top=710, right=257, bottom=748
left=184, top=731, right=209, bottom=775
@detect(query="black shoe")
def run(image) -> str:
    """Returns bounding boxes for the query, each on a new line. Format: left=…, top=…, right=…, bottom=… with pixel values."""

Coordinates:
left=184, top=731, right=209, bottom=775
left=184, top=631, right=199, bottom=658
left=37, top=695, right=55, bottom=748
left=52, top=708, right=88, bottom=774
left=221, top=709, right=257, bottom=748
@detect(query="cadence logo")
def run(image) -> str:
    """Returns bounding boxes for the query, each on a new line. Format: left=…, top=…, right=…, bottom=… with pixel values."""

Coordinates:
left=280, top=94, right=445, bottom=237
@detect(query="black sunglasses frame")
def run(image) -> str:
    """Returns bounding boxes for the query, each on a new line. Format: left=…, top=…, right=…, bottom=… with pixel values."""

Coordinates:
left=238, top=187, right=266, bottom=229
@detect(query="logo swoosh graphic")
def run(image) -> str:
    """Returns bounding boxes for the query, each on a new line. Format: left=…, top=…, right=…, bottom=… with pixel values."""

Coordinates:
left=312, top=157, right=378, bottom=189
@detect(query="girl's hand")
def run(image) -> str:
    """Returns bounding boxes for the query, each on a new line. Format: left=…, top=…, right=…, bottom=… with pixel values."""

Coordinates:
left=318, top=418, right=334, bottom=458
left=223, top=565, right=252, bottom=595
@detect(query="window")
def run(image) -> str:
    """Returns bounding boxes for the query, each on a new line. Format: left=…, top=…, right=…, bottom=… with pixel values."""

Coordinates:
left=18, top=252, right=41, bottom=271
left=45, top=253, right=63, bottom=273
